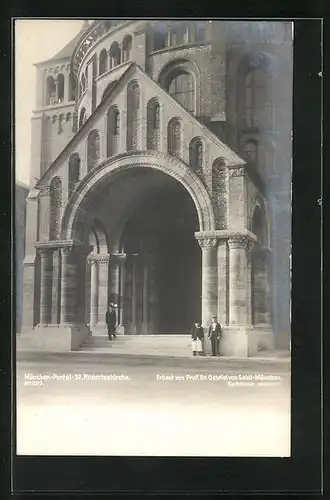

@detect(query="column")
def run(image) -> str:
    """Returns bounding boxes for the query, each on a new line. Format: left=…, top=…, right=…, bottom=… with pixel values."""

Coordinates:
left=64, top=71, right=70, bottom=102
left=196, top=237, right=218, bottom=327
left=228, top=235, right=253, bottom=326
left=184, top=24, right=190, bottom=43
left=117, top=254, right=127, bottom=332
left=38, top=186, right=51, bottom=242
left=89, top=257, right=99, bottom=326
left=39, top=248, right=53, bottom=326
left=142, top=264, right=148, bottom=333
left=60, top=246, right=76, bottom=324
left=95, top=254, right=110, bottom=329
left=252, top=246, right=272, bottom=326
left=130, top=255, right=138, bottom=334
left=108, top=49, right=113, bottom=70
left=109, top=255, right=120, bottom=306
left=51, top=248, right=61, bottom=324
left=217, top=239, right=229, bottom=325
left=54, top=76, right=59, bottom=103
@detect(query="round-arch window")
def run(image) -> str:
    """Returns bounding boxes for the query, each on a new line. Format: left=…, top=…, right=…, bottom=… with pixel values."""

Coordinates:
left=167, top=70, right=195, bottom=113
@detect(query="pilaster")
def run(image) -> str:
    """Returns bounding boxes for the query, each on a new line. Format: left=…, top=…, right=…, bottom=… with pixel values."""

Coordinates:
left=94, top=253, right=110, bottom=331
left=228, top=165, right=247, bottom=230
left=39, top=247, right=53, bottom=325
left=38, top=186, right=51, bottom=242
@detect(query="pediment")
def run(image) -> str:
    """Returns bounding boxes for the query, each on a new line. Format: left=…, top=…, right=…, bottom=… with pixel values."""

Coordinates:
left=37, top=62, right=244, bottom=188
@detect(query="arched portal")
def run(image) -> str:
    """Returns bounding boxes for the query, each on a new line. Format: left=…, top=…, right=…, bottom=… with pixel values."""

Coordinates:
left=119, top=178, right=201, bottom=333
left=61, top=154, right=215, bottom=335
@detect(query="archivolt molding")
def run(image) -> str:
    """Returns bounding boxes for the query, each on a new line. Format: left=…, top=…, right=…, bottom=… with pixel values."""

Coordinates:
left=61, top=151, right=216, bottom=240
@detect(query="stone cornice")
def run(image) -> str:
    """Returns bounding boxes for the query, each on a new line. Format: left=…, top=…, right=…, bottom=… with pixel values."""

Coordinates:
left=35, top=240, right=92, bottom=251
left=195, top=230, right=257, bottom=242
left=149, top=42, right=211, bottom=58
left=33, top=102, right=75, bottom=114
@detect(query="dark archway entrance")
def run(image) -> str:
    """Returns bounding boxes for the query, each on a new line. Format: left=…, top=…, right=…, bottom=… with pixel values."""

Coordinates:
left=121, top=179, right=201, bottom=334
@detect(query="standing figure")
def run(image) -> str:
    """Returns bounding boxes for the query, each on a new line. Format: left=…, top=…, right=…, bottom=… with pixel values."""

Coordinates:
left=208, top=316, right=222, bottom=356
left=191, top=321, right=204, bottom=356
left=105, top=303, right=117, bottom=340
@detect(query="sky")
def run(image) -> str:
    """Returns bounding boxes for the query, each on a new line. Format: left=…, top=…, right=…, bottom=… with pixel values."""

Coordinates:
left=15, top=20, right=84, bottom=185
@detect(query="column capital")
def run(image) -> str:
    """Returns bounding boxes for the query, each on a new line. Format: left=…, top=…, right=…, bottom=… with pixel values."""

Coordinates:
left=38, top=247, right=53, bottom=256
left=60, top=246, right=73, bottom=257
left=110, top=253, right=127, bottom=264
left=96, top=253, right=110, bottom=264
left=197, top=237, right=218, bottom=249
left=88, top=253, right=110, bottom=263
left=39, top=185, right=51, bottom=197
left=228, top=235, right=254, bottom=251
left=228, top=165, right=246, bottom=178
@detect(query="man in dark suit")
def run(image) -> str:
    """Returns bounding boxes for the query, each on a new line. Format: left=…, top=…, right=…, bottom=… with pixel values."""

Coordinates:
left=208, top=316, right=222, bottom=356
left=105, top=303, right=117, bottom=340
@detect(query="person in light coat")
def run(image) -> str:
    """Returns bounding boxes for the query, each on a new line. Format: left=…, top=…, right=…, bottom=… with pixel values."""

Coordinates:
left=191, top=321, right=204, bottom=356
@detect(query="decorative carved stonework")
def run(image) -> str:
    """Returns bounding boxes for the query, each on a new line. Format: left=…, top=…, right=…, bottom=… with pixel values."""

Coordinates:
left=60, top=246, right=73, bottom=257
left=96, top=254, right=110, bottom=264
left=228, top=235, right=254, bottom=251
left=212, top=164, right=228, bottom=230
left=39, top=186, right=51, bottom=197
left=228, top=166, right=245, bottom=178
left=197, top=238, right=217, bottom=249
left=38, top=247, right=52, bottom=256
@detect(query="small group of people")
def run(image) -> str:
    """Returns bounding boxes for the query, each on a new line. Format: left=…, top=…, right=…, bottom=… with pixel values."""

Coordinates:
left=106, top=303, right=222, bottom=356
left=191, top=317, right=222, bottom=357
left=105, top=303, right=118, bottom=340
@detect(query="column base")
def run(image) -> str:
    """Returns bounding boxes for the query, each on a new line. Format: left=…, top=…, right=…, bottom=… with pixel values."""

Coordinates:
left=116, top=324, right=125, bottom=335
left=219, top=325, right=275, bottom=357
left=91, top=322, right=108, bottom=336
left=17, top=323, right=91, bottom=352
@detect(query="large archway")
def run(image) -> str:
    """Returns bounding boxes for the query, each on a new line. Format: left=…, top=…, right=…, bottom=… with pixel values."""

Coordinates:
left=62, top=157, right=213, bottom=335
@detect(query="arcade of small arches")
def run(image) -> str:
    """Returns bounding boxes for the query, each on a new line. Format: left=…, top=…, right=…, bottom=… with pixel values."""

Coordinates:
left=45, top=72, right=75, bottom=106
left=36, top=160, right=272, bottom=341
left=73, top=20, right=208, bottom=89
left=73, top=80, right=205, bottom=182
left=74, top=57, right=271, bottom=179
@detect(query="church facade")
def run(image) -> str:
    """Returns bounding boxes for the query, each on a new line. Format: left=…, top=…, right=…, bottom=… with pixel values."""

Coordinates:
left=20, top=20, right=292, bottom=355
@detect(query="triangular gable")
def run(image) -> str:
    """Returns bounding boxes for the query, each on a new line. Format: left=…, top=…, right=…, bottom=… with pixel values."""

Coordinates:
left=37, top=62, right=244, bottom=187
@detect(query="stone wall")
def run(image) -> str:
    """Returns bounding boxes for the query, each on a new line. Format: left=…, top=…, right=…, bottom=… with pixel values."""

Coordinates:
left=15, top=182, right=29, bottom=332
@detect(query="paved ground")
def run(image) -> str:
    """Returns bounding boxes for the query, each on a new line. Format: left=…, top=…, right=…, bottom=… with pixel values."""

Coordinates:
left=16, top=352, right=291, bottom=457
